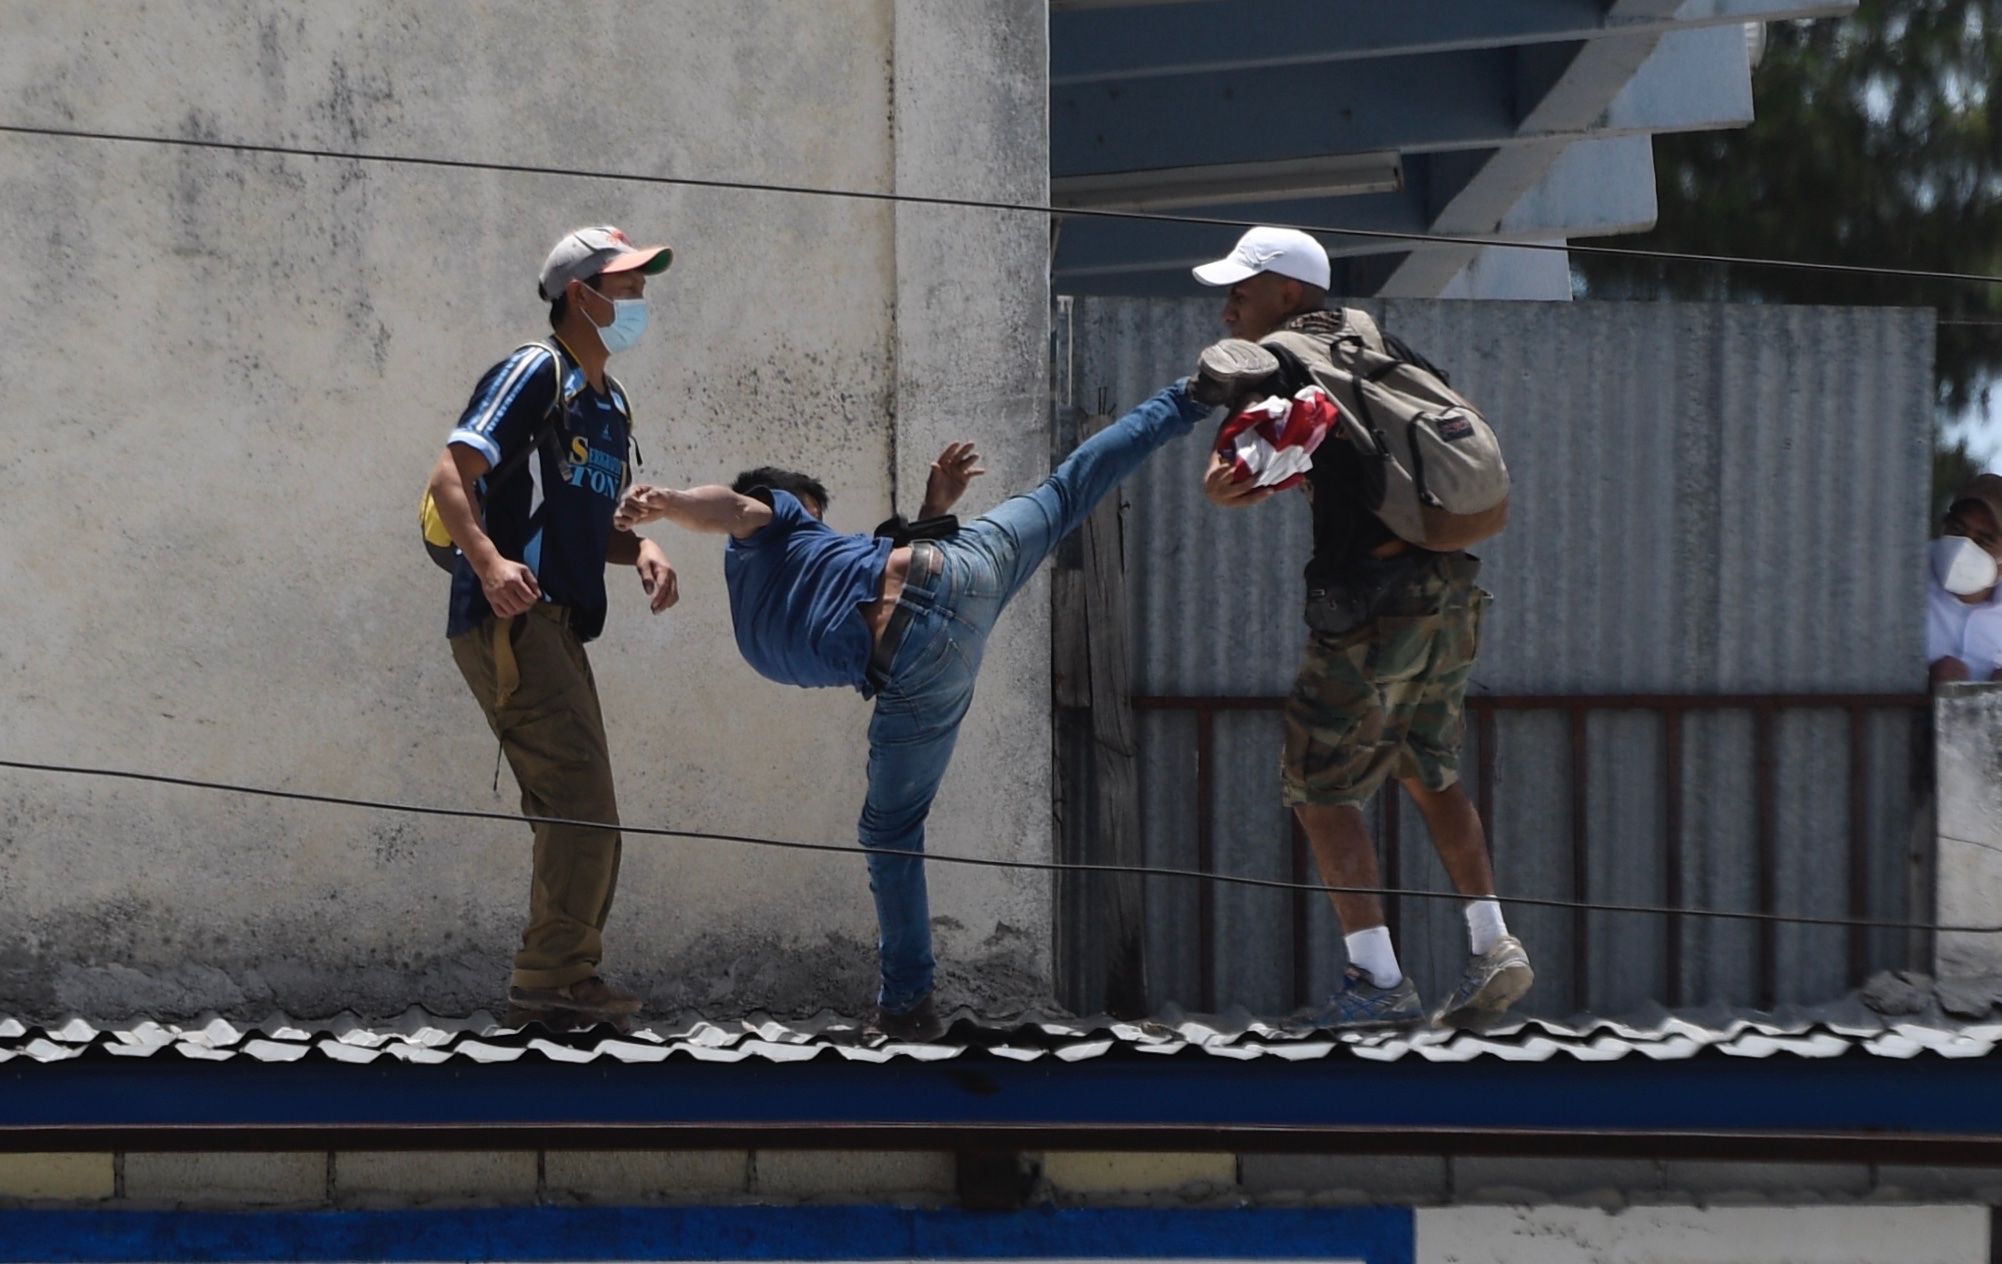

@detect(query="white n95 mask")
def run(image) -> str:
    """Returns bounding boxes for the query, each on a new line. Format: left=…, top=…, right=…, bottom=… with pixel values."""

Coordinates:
left=1932, top=534, right=1999, bottom=596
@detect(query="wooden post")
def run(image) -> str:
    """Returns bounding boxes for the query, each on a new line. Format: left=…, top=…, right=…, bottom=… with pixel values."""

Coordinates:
left=1052, top=410, right=1149, bottom=1016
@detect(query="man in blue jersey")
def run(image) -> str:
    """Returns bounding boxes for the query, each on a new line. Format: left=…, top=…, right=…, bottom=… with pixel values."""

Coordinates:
left=424, top=226, right=679, bottom=1026
left=614, top=384, right=1211, bottom=1038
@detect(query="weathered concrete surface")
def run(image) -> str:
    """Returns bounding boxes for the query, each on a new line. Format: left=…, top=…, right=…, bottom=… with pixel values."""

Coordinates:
left=122, top=1152, right=328, bottom=1209
left=9, top=1147, right=2002, bottom=1224
left=1040, top=1152, right=1237, bottom=1201
left=542, top=1150, right=751, bottom=1205
left=0, top=1, right=1050, bottom=1019
left=752, top=1150, right=955, bottom=1203
left=333, top=1151, right=538, bottom=1208
left=0, top=1153, right=116, bottom=1204
left=1238, top=1153, right=1450, bottom=1206
left=1935, top=684, right=2002, bottom=978
left=1414, top=1204, right=1988, bottom=1264
left=888, top=0, right=1054, bottom=1009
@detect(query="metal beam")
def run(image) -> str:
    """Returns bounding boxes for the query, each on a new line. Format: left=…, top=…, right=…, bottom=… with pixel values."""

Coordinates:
left=1051, top=0, right=1212, bottom=9
left=1602, top=21, right=1754, bottom=131
left=1049, top=139, right=1657, bottom=294
left=0, top=1207, right=1416, bottom=1264
left=1375, top=135, right=1659, bottom=296
left=1434, top=246, right=1580, bottom=300
left=1517, top=37, right=1669, bottom=134
left=1371, top=23, right=1738, bottom=298
left=5, top=1048, right=2002, bottom=1159
left=1051, top=0, right=1854, bottom=86
left=1493, top=136, right=1657, bottom=236
left=1053, top=151, right=1403, bottom=210
left=1610, top=0, right=1693, bottom=18
left=1052, top=29, right=1752, bottom=178
left=1374, top=240, right=1577, bottom=300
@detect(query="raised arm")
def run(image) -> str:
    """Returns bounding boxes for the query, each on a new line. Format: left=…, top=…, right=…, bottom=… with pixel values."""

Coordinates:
left=919, top=442, right=986, bottom=519
left=615, top=484, right=774, bottom=539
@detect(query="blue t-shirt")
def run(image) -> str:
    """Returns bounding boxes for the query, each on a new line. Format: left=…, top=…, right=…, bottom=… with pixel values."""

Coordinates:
left=444, top=343, right=631, bottom=642
left=724, top=490, right=892, bottom=692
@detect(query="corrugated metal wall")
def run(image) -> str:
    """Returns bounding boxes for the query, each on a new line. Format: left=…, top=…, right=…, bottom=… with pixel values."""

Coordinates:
left=1055, top=296, right=1935, bottom=1018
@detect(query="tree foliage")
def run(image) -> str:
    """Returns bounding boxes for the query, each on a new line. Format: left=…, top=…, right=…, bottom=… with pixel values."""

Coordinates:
left=1578, top=1, right=2002, bottom=418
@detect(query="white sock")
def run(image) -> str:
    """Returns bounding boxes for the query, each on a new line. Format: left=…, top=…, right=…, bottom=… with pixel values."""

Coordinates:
left=1465, top=898, right=1508, bottom=956
left=1343, top=926, right=1402, bottom=987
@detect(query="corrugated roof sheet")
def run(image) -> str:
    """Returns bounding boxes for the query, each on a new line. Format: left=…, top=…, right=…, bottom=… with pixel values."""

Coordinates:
left=3, top=975, right=1995, bottom=1068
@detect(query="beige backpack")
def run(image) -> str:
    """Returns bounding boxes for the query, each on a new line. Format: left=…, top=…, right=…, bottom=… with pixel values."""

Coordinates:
left=1263, top=309, right=1509, bottom=551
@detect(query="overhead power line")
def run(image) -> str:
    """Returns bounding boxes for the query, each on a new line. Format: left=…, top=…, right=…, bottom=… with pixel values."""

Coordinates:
left=7, top=122, right=2002, bottom=291
left=1, top=757, right=1994, bottom=937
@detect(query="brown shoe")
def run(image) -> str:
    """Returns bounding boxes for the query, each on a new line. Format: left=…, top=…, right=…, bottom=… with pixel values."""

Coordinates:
left=503, top=1005, right=632, bottom=1035
left=507, top=975, right=642, bottom=1018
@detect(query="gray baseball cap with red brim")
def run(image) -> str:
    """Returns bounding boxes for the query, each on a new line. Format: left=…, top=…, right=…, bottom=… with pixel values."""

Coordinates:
left=537, top=225, right=672, bottom=301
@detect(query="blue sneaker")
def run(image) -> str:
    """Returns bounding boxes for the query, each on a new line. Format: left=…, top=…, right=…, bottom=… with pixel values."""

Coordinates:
left=1433, top=936, right=1534, bottom=1026
left=1310, top=966, right=1424, bottom=1029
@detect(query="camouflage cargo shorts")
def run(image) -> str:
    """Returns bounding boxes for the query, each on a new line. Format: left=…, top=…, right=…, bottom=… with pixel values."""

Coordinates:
left=1281, top=552, right=1490, bottom=808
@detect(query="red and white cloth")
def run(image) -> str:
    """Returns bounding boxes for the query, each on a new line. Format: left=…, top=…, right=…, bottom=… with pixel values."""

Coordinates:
left=1214, top=385, right=1340, bottom=491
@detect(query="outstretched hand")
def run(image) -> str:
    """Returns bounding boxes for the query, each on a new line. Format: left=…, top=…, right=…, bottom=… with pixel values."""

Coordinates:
left=615, top=484, right=669, bottom=531
left=922, top=442, right=986, bottom=517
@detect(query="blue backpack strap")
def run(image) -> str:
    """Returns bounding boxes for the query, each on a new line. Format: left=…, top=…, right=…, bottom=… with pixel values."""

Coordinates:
left=481, top=340, right=570, bottom=490
left=602, top=370, right=643, bottom=476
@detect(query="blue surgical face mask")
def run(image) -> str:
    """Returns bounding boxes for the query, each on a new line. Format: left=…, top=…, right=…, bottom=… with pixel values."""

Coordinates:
left=585, top=285, right=649, bottom=355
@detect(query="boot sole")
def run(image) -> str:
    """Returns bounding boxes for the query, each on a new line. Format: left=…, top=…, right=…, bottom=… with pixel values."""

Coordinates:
left=1436, top=961, right=1534, bottom=1025
left=507, top=991, right=642, bottom=1018
left=1199, top=339, right=1282, bottom=380
left=1330, top=1012, right=1425, bottom=1031
left=867, top=1016, right=947, bottom=1042
left=1196, top=339, right=1283, bottom=403
left=503, top=1006, right=633, bottom=1034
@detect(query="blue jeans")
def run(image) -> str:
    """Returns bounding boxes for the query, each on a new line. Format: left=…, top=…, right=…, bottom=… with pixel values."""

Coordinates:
left=859, top=382, right=1210, bottom=1013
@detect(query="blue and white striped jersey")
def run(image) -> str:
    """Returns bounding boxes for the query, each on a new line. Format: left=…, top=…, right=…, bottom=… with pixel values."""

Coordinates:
left=444, top=342, right=632, bottom=642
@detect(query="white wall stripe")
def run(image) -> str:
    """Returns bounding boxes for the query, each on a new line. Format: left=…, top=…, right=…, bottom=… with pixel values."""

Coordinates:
left=1415, top=1204, right=1988, bottom=1264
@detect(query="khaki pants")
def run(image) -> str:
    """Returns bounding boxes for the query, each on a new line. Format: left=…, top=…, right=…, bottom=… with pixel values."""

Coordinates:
left=450, top=604, right=622, bottom=990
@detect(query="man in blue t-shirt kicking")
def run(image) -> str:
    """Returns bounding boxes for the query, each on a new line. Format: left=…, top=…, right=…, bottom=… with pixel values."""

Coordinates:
left=615, top=382, right=1211, bottom=1038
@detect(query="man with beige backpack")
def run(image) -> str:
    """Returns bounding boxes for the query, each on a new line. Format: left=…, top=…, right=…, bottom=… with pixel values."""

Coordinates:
left=1190, top=226, right=1531, bottom=1028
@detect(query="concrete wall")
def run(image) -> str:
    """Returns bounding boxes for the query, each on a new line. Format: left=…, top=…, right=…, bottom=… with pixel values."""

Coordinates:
left=0, top=0, right=1051, bottom=1019
left=1415, top=1205, right=1987, bottom=1264
left=1934, top=684, right=2002, bottom=978
left=2, top=1145, right=1997, bottom=1264
left=13, top=1144, right=2002, bottom=1213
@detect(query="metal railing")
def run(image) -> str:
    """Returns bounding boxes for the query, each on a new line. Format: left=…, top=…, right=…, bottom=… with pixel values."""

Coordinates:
left=1130, top=692, right=1932, bottom=1012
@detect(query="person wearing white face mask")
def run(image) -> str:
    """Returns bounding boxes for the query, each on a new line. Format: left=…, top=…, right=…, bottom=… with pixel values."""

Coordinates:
left=423, top=225, right=677, bottom=1026
left=1926, top=474, right=2002, bottom=685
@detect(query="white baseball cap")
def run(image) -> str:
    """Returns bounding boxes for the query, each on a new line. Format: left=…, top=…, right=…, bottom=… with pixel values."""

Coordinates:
left=537, top=225, right=672, bottom=301
left=1192, top=226, right=1331, bottom=290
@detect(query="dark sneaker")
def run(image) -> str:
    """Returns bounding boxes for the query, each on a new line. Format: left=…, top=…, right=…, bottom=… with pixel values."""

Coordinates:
left=1308, top=966, right=1424, bottom=1029
left=507, top=975, right=642, bottom=1019
left=868, top=994, right=946, bottom=1042
left=1433, top=936, right=1534, bottom=1026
